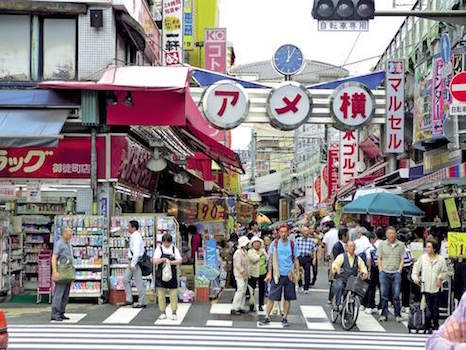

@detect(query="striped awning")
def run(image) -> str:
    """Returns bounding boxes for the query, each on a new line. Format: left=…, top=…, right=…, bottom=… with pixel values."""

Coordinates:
left=401, top=163, right=466, bottom=193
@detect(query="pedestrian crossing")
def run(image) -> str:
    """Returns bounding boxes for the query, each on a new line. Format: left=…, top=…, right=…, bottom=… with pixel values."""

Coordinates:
left=7, top=324, right=430, bottom=350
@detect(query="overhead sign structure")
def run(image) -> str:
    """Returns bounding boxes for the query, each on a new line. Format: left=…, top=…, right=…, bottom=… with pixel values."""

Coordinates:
left=318, top=20, right=369, bottom=32
left=330, top=82, right=375, bottom=130
left=385, top=59, right=405, bottom=154
left=162, top=0, right=183, bottom=65
left=201, top=80, right=249, bottom=130
left=266, top=82, right=313, bottom=131
left=272, top=44, right=305, bottom=77
left=205, top=28, right=227, bottom=74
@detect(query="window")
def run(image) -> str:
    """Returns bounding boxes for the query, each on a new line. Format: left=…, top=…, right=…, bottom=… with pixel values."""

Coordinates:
left=42, top=18, right=77, bottom=80
left=0, top=15, right=30, bottom=80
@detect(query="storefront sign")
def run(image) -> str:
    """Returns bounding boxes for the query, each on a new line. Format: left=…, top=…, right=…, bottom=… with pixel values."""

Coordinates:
left=423, top=146, right=462, bottom=174
left=162, top=0, right=183, bottom=65
left=198, top=199, right=225, bottom=222
left=205, top=28, right=227, bottom=73
left=183, top=0, right=194, bottom=51
left=327, top=142, right=339, bottom=199
left=445, top=198, right=461, bottom=229
left=266, top=82, right=313, bottom=131
left=321, top=165, right=328, bottom=203
left=385, top=60, right=405, bottom=153
left=330, top=82, right=375, bottom=130
left=413, top=59, right=433, bottom=144
left=339, top=130, right=358, bottom=186
left=432, top=56, right=448, bottom=137
left=201, top=81, right=249, bottom=130
left=447, top=231, right=465, bottom=258
left=223, top=172, right=240, bottom=195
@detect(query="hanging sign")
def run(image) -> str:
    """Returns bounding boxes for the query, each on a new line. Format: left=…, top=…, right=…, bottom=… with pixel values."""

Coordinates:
left=183, top=0, right=193, bottom=51
left=339, top=130, right=358, bottom=186
left=447, top=232, right=465, bottom=258
left=330, top=82, right=375, bottom=130
left=266, top=82, right=313, bottom=131
left=205, top=28, right=227, bottom=74
left=201, top=80, right=249, bottom=130
left=197, top=200, right=225, bottom=221
left=445, top=198, right=461, bottom=229
left=327, top=142, right=339, bottom=199
left=162, top=0, right=183, bottom=65
left=385, top=59, right=405, bottom=153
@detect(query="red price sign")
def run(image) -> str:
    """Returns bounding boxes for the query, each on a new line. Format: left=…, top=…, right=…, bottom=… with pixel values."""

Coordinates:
left=198, top=201, right=225, bottom=221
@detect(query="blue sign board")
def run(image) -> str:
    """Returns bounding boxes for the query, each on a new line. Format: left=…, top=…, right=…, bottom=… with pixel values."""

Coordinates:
left=205, top=239, right=218, bottom=270
left=441, top=33, right=451, bottom=64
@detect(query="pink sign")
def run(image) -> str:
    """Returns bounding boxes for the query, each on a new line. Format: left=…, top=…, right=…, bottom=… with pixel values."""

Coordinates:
left=385, top=60, right=405, bottom=153
left=432, top=57, right=446, bottom=137
left=205, top=28, right=227, bottom=74
left=327, top=142, right=339, bottom=199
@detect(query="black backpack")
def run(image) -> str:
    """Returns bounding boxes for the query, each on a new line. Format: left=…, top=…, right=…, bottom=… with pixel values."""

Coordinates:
left=407, top=302, right=426, bottom=333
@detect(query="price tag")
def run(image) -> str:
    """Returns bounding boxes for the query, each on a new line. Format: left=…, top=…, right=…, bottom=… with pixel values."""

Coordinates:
left=197, top=201, right=225, bottom=221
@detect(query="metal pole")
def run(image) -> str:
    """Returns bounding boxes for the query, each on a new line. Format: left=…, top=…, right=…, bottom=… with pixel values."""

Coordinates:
left=91, top=127, right=98, bottom=215
left=250, top=130, right=257, bottom=185
left=374, top=10, right=466, bottom=26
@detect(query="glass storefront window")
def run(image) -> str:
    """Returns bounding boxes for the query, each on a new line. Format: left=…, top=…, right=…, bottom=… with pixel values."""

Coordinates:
left=0, top=15, right=30, bottom=80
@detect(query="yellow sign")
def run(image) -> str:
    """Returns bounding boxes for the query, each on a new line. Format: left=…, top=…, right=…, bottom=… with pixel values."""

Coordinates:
left=223, top=172, right=240, bottom=195
left=198, top=199, right=225, bottom=222
left=445, top=198, right=461, bottom=229
left=447, top=232, right=466, bottom=258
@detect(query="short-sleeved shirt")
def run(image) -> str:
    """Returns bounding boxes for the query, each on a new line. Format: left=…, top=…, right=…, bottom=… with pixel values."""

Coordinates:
left=53, top=238, right=73, bottom=263
left=268, top=239, right=299, bottom=276
left=323, top=228, right=339, bottom=254
left=296, top=236, right=317, bottom=257
left=154, top=244, right=182, bottom=261
left=377, top=240, right=406, bottom=273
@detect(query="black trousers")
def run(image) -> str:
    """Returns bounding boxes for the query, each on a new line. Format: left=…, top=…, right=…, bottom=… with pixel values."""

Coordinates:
left=299, top=256, right=313, bottom=290
left=312, top=258, right=318, bottom=285
left=401, top=267, right=412, bottom=308
left=248, top=275, right=266, bottom=307
left=425, top=292, right=440, bottom=330
left=364, top=266, right=379, bottom=309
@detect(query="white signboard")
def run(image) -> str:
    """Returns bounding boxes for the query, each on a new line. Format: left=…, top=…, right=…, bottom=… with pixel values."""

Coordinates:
left=201, top=81, right=249, bottom=130
left=27, top=182, right=41, bottom=203
left=0, top=182, right=16, bottom=199
left=318, top=20, right=369, bottom=32
left=450, top=103, right=466, bottom=115
left=266, top=82, right=313, bottom=131
left=385, top=60, right=405, bottom=153
left=162, top=0, right=183, bottom=65
left=339, top=130, right=359, bottom=186
left=330, top=82, right=375, bottom=130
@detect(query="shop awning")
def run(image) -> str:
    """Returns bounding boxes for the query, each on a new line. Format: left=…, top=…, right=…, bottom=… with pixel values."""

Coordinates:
left=308, top=71, right=386, bottom=89
left=401, top=163, right=466, bottom=193
left=372, top=168, right=410, bottom=186
left=359, top=135, right=381, bottom=160
left=0, top=109, right=68, bottom=147
left=337, top=161, right=387, bottom=199
left=0, top=89, right=80, bottom=108
left=191, top=68, right=268, bottom=88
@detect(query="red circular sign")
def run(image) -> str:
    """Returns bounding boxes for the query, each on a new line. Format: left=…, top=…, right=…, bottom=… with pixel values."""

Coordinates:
left=450, top=72, right=466, bottom=103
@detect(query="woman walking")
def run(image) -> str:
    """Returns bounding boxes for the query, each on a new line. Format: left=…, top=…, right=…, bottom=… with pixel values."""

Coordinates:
left=248, top=236, right=267, bottom=311
left=231, top=236, right=250, bottom=315
left=411, top=238, right=449, bottom=332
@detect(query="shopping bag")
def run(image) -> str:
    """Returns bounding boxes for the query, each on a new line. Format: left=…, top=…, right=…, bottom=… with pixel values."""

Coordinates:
left=162, top=262, right=172, bottom=282
left=138, top=252, right=153, bottom=277
left=57, top=257, right=75, bottom=283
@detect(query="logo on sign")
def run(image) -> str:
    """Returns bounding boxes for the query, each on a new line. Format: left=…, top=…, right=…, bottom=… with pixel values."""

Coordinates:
left=201, top=80, right=249, bottom=130
left=266, top=82, right=313, bottom=131
left=330, top=82, right=375, bottom=130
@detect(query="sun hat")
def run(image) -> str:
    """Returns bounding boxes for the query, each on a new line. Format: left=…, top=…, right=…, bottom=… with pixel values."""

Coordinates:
left=250, top=236, right=263, bottom=245
left=238, top=236, right=250, bottom=248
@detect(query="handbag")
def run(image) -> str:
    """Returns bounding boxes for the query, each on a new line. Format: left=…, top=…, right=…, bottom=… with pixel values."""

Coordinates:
left=57, top=257, right=75, bottom=283
left=162, top=262, right=172, bottom=282
left=138, top=251, right=153, bottom=277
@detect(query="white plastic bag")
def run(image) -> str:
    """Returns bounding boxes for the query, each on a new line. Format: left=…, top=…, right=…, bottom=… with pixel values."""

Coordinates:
left=162, top=262, right=172, bottom=282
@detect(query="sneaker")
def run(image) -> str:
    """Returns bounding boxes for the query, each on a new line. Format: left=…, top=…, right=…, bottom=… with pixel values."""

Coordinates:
left=171, top=314, right=178, bottom=321
left=396, top=316, right=404, bottom=323
left=249, top=304, right=255, bottom=312
left=259, top=317, right=271, bottom=326
left=303, top=289, right=309, bottom=294
left=159, top=313, right=167, bottom=320
left=379, top=315, right=387, bottom=322
left=230, top=310, right=241, bottom=315
left=123, top=301, right=133, bottom=306
left=281, top=318, right=289, bottom=328
left=365, top=308, right=373, bottom=315
left=132, top=303, right=147, bottom=309
left=298, top=287, right=304, bottom=293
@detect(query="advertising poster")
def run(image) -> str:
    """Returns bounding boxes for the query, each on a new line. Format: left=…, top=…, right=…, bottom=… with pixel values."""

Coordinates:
left=162, top=0, right=183, bottom=65
left=448, top=232, right=466, bottom=258
left=445, top=198, right=461, bottom=229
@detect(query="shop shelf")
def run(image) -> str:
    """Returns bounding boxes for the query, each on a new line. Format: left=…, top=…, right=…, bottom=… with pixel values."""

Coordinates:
left=110, top=264, right=128, bottom=268
left=70, top=291, right=100, bottom=298
left=74, top=277, right=101, bottom=281
left=74, top=265, right=102, bottom=269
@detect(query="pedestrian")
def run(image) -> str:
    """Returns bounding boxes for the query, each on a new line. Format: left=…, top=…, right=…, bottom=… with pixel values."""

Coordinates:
left=260, top=224, right=300, bottom=327
left=153, top=233, right=182, bottom=320
left=322, top=219, right=338, bottom=261
left=377, top=226, right=405, bottom=322
left=247, top=220, right=260, bottom=240
left=411, top=238, right=449, bottom=332
left=188, top=225, right=202, bottom=264
left=332, top=227, right=349, bottom=260
left=51, top=227, right=73, bottom=321
left=310, top=226, right=320, bottom=285
left=364, top=231, right=381, bottom=314
left=123, top=220, right=146, bottom=308
left=247, top=236, right=267, bottom=312
left=231, top=236, right=250, bottom=315
left=398, top=228, right=414, bottom=314
left=355, top=227, right=372, bottom=267
left=263, top=235, right=272, bottom=253
left=296, top=226, right=317, bottom=293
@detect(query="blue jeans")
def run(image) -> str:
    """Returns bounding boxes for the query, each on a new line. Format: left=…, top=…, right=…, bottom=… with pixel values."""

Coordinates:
left=332, top=278, right=346, bottom=307
left=379, top=271, right=401, bottom=317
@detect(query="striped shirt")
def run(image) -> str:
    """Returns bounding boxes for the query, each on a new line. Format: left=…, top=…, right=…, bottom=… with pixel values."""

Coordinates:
left=404, top=247, right=414, bottom=268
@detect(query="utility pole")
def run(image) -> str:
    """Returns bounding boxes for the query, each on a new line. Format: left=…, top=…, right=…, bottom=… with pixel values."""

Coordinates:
left=250, top=130, right=257, bottom=186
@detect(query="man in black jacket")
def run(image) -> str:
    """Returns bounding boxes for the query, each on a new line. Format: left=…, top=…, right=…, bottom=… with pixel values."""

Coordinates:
left=332, top=227, right=349, bottom=260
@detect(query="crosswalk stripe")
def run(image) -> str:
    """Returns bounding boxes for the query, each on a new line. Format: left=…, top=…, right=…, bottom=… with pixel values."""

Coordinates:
left=154, top=303, right=191, bottom=325
left=301, top=305, right=335, bottom=330
left=206, top=320, right=233, bottom=327
left=103, top=307, right=142, bottom=324
left=51, top=313, right=87, bottom=324
left=356, top=311, right=386, bottom=332
left=210, top=303, right=232, bottom=314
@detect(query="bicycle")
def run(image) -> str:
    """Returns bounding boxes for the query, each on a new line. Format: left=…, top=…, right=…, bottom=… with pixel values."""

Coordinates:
left=330, top=275, right=369, bottom=330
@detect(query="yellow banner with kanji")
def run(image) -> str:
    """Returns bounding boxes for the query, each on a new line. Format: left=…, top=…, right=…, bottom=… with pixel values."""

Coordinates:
left=445, top=198, right=461, bottom=229
left=448, top=232, right=466, bottom=258
left=223, top=172, right=240, bottom=195
left=197, top=199, right=225, bottom=222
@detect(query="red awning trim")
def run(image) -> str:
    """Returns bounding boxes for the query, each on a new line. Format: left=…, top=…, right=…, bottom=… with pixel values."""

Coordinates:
left=359, top=136, right=381, bottom=160
left=337, top=161, right=387, bottom=198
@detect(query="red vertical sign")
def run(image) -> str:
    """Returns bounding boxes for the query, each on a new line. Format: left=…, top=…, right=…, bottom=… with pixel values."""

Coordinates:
left=328, top=142, right=339, bottom=199
left=205, top=28, right=227, bottom=73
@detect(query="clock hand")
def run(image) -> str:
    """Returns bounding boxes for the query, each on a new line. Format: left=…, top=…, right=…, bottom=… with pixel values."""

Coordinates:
left=289, top=48, right=296, bottom=60
left=286, top=47, right=291, bottom=63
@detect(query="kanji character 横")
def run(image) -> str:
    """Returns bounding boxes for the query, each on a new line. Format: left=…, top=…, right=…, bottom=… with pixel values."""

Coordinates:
left=275, top=94, right=302, bottom=115
left=389, top=115, right=402, bottom=130
left=389, top=95, right=402, bottom=112
left=351, top=92, right=366, bottom=119
left=388, top=133, right=402, bottom=150
left=343, top=144, right=355, bottom=156
left=342, top=130, right=356, bottom=141
left=388, top=78, right=402, bottom=92
left=23, top=150, right=53, bottom=173
left=339, top=92, right=351, bottom=119
left=214, top=90, right=239, bottom=117
left=0, top=151, right=7, bottom=172
left=343, top=158, right=356, bottom=170
left=8, top=156, right=24, bottom=173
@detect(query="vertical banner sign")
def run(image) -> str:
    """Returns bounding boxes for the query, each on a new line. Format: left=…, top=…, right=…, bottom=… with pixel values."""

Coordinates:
left=339, top=130, right=358, bottom=186
left=162, top=0, right=183, bottom=65
left=445, top=198, right=461, bottom=229
left=328, top=142, right=339, bottom=199
left=321, top=165, right=329, bottom=203
left=432, top=56, right=447, bottom=136
left=183, top=0, right=193, bottom=51
left=205, top=28, right=227, bottom=74
left=386, top=60, right=405, bottom=153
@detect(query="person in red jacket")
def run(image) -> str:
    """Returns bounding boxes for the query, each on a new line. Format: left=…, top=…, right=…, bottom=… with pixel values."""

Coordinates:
left=188, top=225, right=202, bottom=263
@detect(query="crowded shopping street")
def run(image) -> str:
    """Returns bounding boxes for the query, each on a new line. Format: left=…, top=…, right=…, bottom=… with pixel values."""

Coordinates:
left=0, top=0, right=466, bottom=349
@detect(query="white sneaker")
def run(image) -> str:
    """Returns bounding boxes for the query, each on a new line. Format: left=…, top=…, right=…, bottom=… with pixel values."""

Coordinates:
left=379, top=315, right=387, bottom=322
left=303, top=290, right=309, bottom=294
left=159, top=313, right=167, bottom=320
left=298, top=287, right=304, bottom=293
left=365, top=308, right=373, bottom=315
left=171, top=314, right=178, bottom=321
left=396, top=316, right=404, bottom=323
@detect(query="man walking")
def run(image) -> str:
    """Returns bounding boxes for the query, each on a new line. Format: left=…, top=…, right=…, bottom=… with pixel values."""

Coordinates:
left=261, top=225, right=299, bottom=327
left=123, top=220, right=146, bottom=308
left=51, top=227, right=73, bottom=321
left=378, top=226, right=405, bottom=322
left=296, top=226, right=317, bottom=293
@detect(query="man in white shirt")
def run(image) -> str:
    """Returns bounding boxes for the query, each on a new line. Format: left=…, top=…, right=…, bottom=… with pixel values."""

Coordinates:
left=355, top=227, right=372, bottom=263
left=322, top=220, right=338, bottom=260
left=123, top=220, right=146, bottom=308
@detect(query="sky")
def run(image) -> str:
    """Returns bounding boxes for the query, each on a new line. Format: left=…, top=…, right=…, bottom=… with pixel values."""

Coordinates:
left=218, top=0, right=411, bottom=150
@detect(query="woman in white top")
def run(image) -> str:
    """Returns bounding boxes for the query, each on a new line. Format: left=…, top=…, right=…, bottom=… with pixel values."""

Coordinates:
left=411, top=238, right=449, bottom=331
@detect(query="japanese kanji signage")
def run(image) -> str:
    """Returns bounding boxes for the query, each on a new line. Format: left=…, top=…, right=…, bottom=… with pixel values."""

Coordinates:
left=205, top=28, right=227, bottom=74
left=339, top=130, right=358, bottom=186
left=385, top=60, right=405, bottom=154
left=162, top=0, right=183, bottom=65
left=327, top=142, right=339, bottom=199
left=318, top=20, right=369, bottom=32
left=201, top=80, right=249, bottom=130
left=183, top=0, right=193, bottom=51
left=330, top=82, right=375, bottom=130
left=266, top=82, right=313, bottom=131
left=432, top=56, right=448, bottom=137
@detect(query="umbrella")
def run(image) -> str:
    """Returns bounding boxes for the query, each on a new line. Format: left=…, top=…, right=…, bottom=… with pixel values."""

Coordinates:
left=343, top=192, right=424, bottom=217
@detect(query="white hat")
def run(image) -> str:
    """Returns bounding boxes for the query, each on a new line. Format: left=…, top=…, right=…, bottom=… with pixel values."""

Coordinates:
left=238, top=236, right=250, bottom=248
left=321, top=215, right=332, bottom=224
left=250, top=236, right=263, bottom=245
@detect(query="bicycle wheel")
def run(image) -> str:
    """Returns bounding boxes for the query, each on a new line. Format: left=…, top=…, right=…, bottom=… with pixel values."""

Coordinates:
left=342, top=292, right=359, bottom=331
left=330, top=295, right=339, bottom=323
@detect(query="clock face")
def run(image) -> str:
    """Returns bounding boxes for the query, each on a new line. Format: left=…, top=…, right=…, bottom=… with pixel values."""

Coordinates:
left=273, top=44, right=304, bottom=76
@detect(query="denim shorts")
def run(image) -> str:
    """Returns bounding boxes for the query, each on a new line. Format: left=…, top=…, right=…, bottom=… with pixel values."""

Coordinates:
left=269, top=275, right=296, bottom=301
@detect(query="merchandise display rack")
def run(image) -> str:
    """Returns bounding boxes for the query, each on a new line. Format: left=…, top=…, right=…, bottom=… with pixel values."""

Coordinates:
left=9, top=216, right=23, bottom=295
left=0, top=215, right=10, bottom=294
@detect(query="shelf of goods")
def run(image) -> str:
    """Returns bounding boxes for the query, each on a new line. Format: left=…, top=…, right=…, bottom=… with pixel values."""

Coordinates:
left=54, top=215, right=108, bottom=299
left=0, top=216, right=9, bottom=293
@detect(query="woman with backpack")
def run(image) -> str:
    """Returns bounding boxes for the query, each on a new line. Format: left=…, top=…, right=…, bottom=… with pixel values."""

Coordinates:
left=411, top=238, right=449, bottom=332
left=153, top=233, right=182, bottom=320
